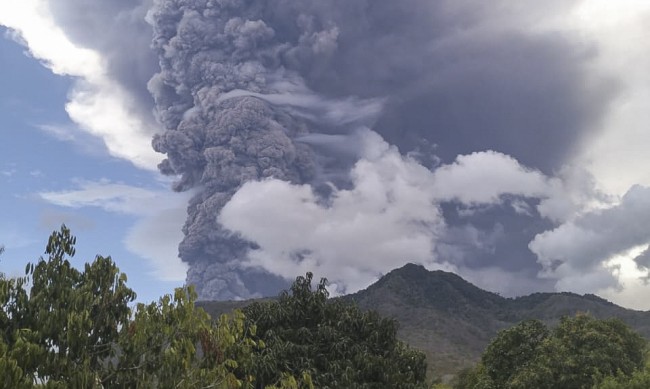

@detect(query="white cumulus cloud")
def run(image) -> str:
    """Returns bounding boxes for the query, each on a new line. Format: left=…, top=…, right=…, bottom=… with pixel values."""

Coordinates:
left=220, top=130, right=570, bottom=295
left=0, top=0, right=161, bottom=170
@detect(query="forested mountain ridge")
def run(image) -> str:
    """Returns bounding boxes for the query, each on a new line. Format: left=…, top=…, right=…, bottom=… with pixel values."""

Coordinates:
left=200, top=263, right=650, bottom=379
left=347, top=263, right=650, bottom=378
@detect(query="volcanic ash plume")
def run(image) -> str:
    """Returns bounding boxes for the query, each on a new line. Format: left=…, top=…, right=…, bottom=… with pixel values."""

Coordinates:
left=152, top=96, right=316, bottom=299
left=147, top=0, right=376, bottom=299
left=147, top=0, right=617, bottom=300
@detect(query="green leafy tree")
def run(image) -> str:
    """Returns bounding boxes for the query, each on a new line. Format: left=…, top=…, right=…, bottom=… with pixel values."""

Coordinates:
left=595, top=367, right=650, bottom=389
left=530, top=314, right=645, bottom=388
left=0, top=226, right=263, bottom=388
left=108, top=287, right=258, bottom=388
left=243, top=272, right=428, bottom=389
left=455, top=314, right=647, bottom=389
left=21, top=225, right=135, bottom=386
left=509, top=315, right=646, bottom=389
left=0, top=226, right=128, bottom=386
left=481, top=319, right=549, bottom=388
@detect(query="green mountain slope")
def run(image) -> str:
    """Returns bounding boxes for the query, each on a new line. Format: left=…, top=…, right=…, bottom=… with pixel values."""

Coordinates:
left=198, top=263, right=650, bottom=379
left=344, top=263, right=511, bottom=377
left=346, top=264, right=650, bottom=378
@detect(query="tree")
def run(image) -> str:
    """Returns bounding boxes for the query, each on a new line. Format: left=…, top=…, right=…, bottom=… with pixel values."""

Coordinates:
left=595, top=368, right=650, bottom=389
left=7, top=225, right=137, bottom=387
left=455, top=314, right=647, bottom=389
left=532, top=314, right=646, bottom=388
left=481, top=319, right=549, bottom=388
left=243, top=272, right=428, bottom=389
left=0, top=226, right=262, bottom=388
left=108, top=287, right=258, bottom=388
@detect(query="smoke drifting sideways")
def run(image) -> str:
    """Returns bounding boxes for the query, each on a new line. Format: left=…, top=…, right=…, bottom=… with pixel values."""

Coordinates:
left=147, top=0, right=617, bottom=300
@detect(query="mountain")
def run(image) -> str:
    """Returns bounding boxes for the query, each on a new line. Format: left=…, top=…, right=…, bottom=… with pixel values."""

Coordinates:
left=345, top=263, right=650, bottom=379
left=198, top=263, right=650, bottom=380
left=343, top=263, right=510, bottom=378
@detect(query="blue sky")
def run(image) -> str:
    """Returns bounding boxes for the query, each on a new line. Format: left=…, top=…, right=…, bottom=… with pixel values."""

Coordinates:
left=1, top=1, right=650, bottom=309
left=0, top=32, right=185, bottom=302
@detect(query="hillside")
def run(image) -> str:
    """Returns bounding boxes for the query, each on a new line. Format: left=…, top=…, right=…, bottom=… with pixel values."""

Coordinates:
left=198, top=263, right=650, bottom=379
left=344, top=263, right=511, bottom=378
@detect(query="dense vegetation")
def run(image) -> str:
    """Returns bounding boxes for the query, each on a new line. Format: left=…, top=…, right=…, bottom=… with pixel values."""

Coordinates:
left=243, top=273, right=427, bottom=388
left=452, top=316, right=649, bottom=389
left=0, top=227, right=427, bottom=388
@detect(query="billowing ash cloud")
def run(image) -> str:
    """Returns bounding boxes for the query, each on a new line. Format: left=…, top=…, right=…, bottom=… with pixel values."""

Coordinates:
left=145, top=0, right=619, bottom=299
left=146, top=0, right=387, bottom=298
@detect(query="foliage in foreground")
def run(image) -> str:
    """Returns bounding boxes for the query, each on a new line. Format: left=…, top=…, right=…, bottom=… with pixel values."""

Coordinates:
left=0, top=226, right=263, bottom=388
left=453, top=315, right=648, bottom=389
left=243, top=272, right=428, bottom=388
left=0, top=226, right=429, bottom=388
